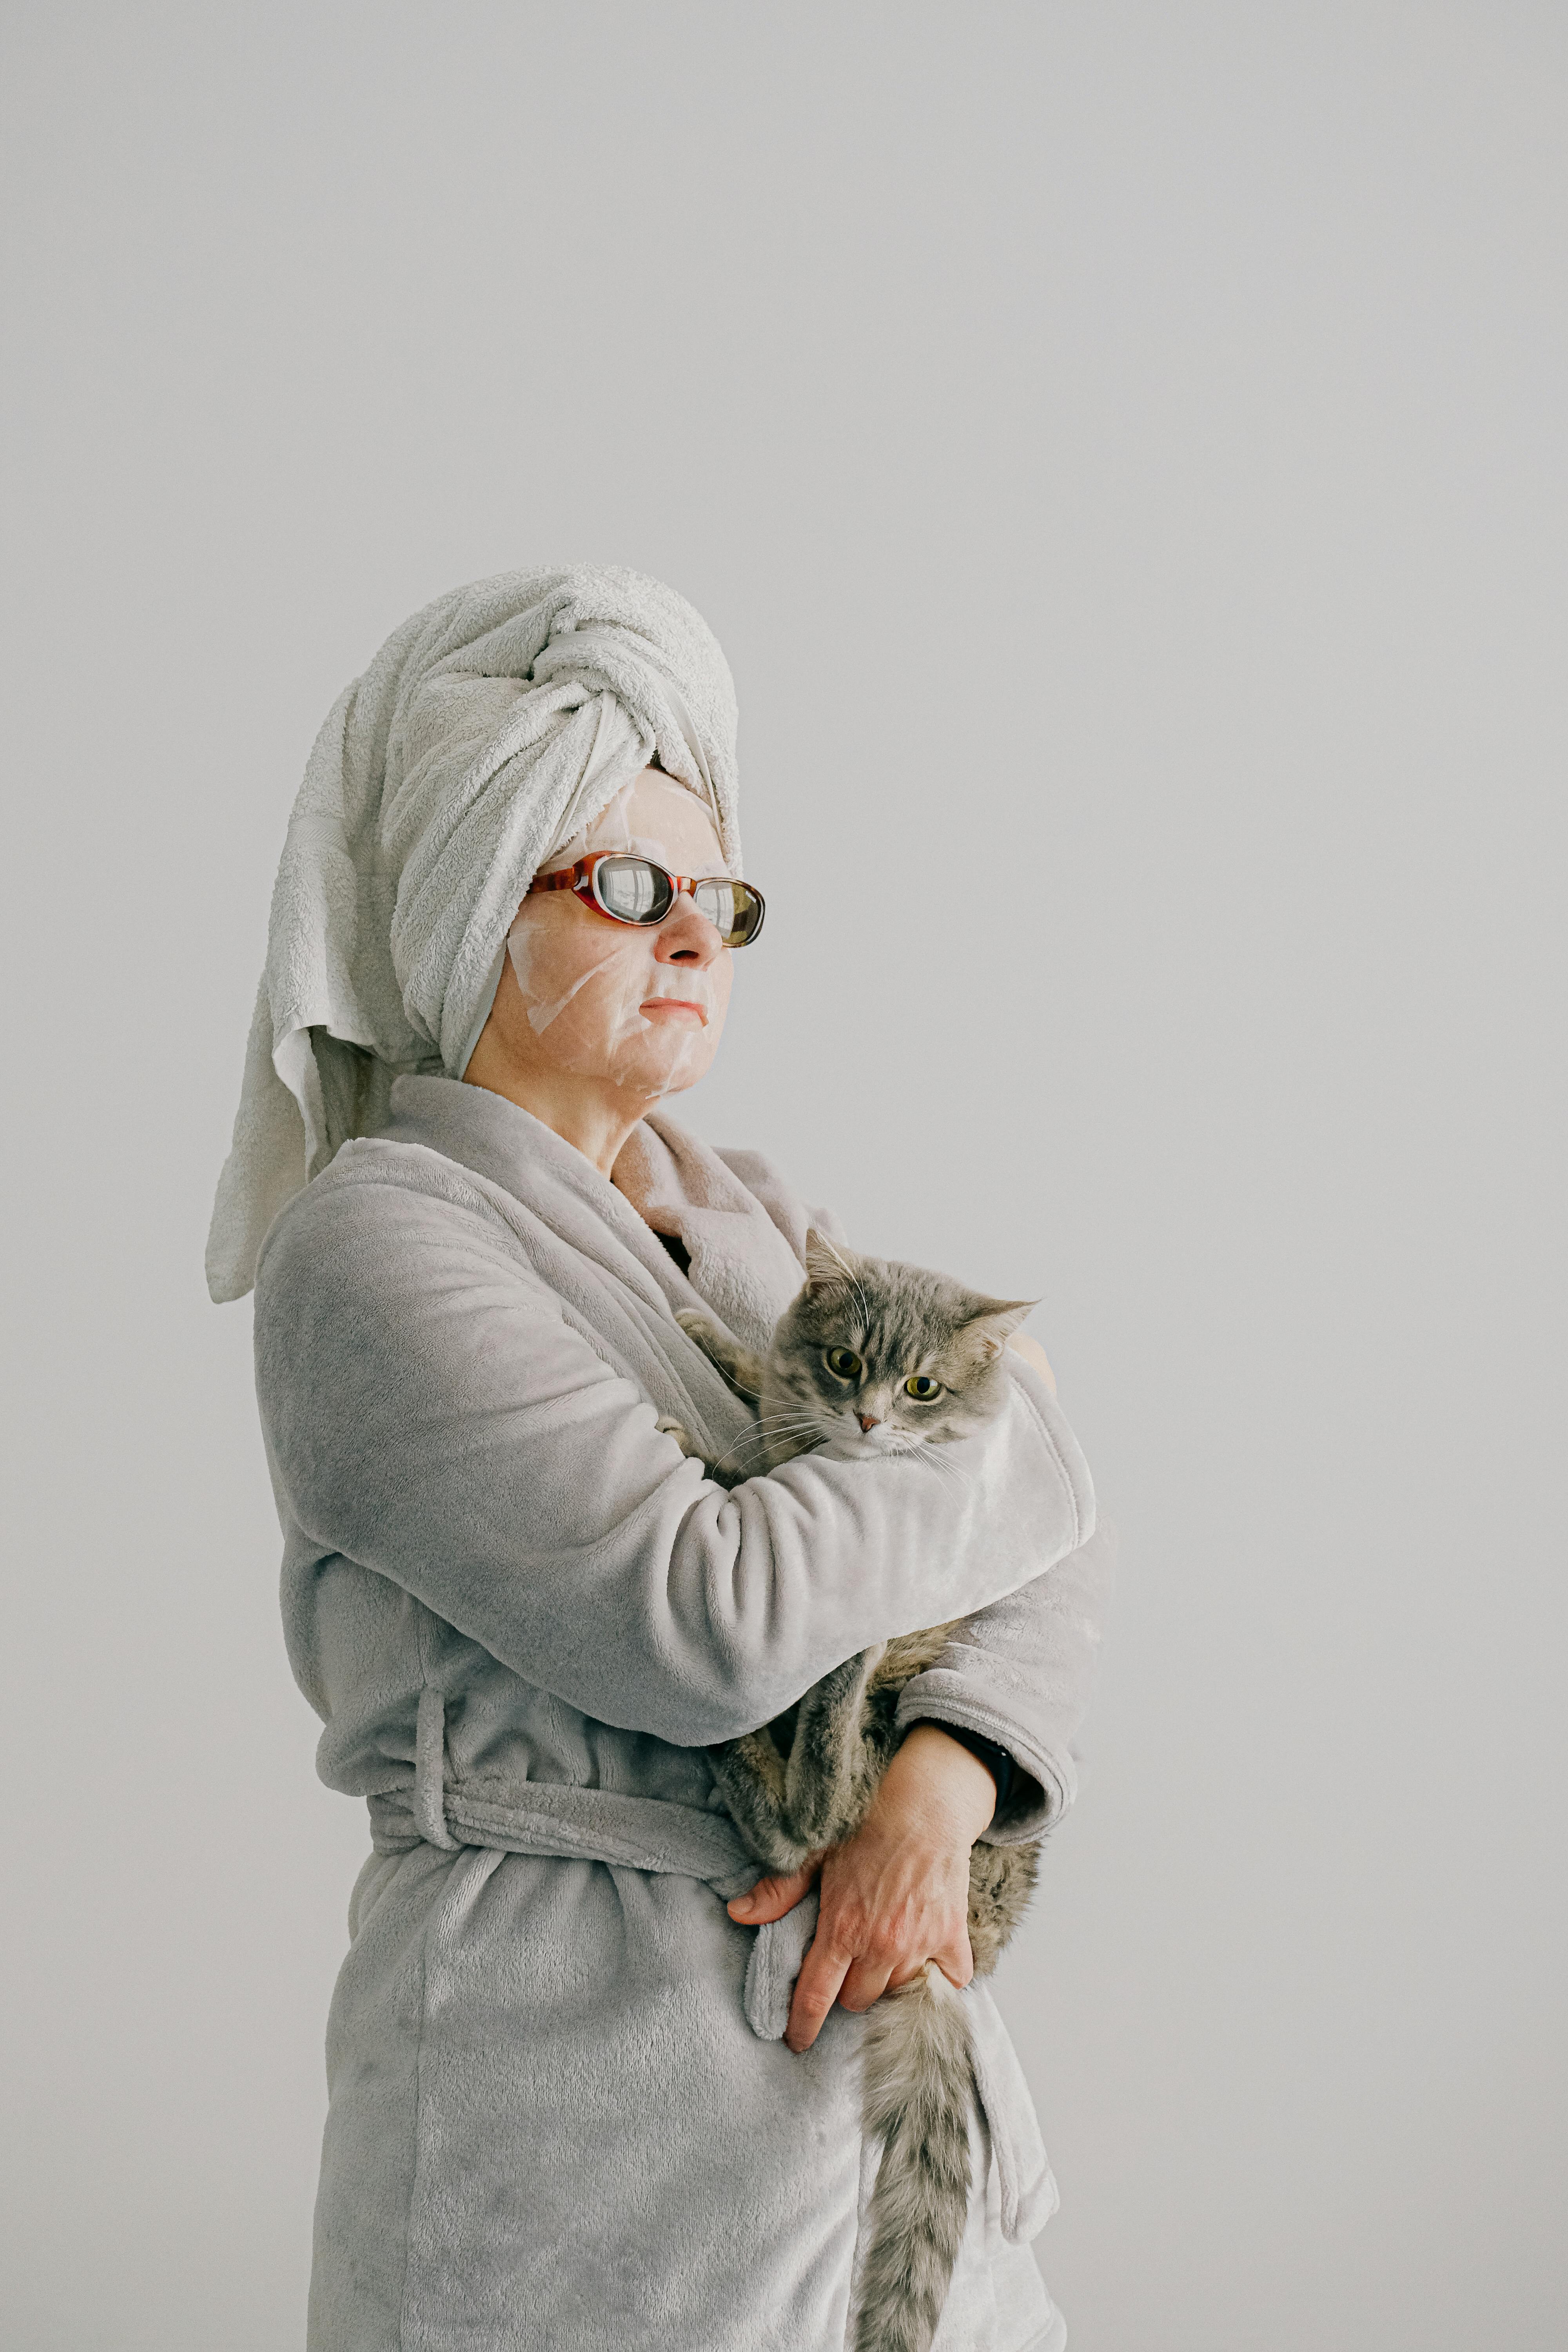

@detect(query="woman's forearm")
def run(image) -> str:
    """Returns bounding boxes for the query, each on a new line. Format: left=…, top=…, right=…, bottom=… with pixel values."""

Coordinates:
left=877, top=1721, right=998, bottom=1840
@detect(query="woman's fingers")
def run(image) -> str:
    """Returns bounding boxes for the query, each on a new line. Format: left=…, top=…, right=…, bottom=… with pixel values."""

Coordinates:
left=785, top=1934, right=854, bottom=2052
left=925, top=1928, right=976, bottom=1991
left=835, top=1956, right=895, bottom=2014
left=829, top=1911, right=974, bottom=2016
left=727, top=1858, right=820, bottom=1924
left=782, top=1854, right=976, bottom=2048
left=841, top=1949, right=965, bottom=2013
left=904, top=1895, right=978, bottom=1996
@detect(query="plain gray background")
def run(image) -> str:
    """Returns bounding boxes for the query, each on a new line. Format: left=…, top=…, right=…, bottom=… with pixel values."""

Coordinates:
left=3, top=5, right=1563, bottom=2348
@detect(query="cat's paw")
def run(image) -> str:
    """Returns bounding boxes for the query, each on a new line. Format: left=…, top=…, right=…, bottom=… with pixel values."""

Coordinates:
left=655, top=1415, right=700, bottom=1459
left=676, top=1308, right=721, bottom=1350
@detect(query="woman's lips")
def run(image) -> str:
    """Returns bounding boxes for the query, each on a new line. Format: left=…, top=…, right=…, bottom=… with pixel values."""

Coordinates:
left=641, top=998, right=708, bottom=1026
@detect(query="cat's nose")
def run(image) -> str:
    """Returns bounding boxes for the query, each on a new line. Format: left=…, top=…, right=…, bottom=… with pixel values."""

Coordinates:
left=858, top=1413, right=880, bottom=1432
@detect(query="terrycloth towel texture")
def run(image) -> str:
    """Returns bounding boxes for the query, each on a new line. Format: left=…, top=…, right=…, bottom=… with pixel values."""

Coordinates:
left=207, top=565, right=739, bottom=1303
left=254, top=1074, right=1112, bottom=2351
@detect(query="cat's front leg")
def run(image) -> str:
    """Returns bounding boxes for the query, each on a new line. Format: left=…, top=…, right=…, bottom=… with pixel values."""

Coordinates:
left=675, top=1310, right=768, bottom=1403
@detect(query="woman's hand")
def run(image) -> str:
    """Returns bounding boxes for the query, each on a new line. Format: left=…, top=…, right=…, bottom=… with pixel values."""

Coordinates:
left=727, top=1724, right=998, bottom=2053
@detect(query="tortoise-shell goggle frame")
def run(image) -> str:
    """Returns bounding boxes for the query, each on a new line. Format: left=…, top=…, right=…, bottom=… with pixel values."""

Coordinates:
left=527, top=852, right=766, bottom=947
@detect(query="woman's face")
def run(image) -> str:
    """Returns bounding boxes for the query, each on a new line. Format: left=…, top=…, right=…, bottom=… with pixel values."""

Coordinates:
left=495, top=771, right=735, bottom=1102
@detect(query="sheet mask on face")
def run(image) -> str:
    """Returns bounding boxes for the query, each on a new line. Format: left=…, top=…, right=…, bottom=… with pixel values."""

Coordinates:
left=503, top=778, right=732, bottom=1102
left=204, top=566, right=746, bottom=1305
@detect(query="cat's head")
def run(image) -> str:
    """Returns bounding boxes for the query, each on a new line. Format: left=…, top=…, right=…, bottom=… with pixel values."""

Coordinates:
left=767, top=1228, right=1037, bottom=1461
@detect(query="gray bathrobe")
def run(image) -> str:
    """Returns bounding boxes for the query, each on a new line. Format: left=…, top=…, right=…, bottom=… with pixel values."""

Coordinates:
left=254, top=1074, right=1111, bottom=2352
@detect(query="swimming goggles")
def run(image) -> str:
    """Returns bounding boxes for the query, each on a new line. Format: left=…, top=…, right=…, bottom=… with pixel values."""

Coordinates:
left=526, top=852, right=766, bottom=947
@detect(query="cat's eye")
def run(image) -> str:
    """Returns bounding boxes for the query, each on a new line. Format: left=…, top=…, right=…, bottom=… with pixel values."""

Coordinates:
left=904, top=1375, right=943, bottom=1401
left=825, top=1348, right=863, bottom=1380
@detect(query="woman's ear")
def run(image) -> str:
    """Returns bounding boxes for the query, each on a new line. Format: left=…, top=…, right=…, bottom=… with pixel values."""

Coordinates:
left=802, top=1226, right=862, bottom=1298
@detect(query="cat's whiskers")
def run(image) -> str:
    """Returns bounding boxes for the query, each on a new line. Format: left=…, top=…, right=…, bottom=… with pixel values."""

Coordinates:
left=915, top=1462, right=967, bottom=1508
left=711, top=1414, right=831, bottom=1471
left=725, top=1425, right=827, bottom=1455
left=911, top=1439, right=973, bottom=1498
left=715, top=1417, right=818, bottom=1453
left=914, top=1431, right=971, bottom=1470
left=739, top=1411, right=834, bottom=1442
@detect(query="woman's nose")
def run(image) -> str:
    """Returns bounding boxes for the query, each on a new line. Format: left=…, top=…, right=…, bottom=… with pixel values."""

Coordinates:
left=655, top=893, right=724, bottom=964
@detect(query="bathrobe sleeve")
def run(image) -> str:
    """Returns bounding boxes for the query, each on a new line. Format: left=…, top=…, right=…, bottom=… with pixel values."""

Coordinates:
left=894, top=1326, right=1114, bottom=1837
left=894, top=1507, right=1116, bottom=1840
left=254, top=1169, right=1095, bottom=1750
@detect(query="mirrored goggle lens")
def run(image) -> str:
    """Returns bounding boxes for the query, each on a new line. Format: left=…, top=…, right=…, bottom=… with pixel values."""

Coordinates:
left=692, top=878, right=766, bottom=946
left=593, top=856, right=674, bottom=923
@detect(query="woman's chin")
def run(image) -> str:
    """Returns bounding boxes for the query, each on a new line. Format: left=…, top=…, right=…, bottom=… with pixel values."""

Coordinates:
left=612, top=1040, right=717, bottom=1100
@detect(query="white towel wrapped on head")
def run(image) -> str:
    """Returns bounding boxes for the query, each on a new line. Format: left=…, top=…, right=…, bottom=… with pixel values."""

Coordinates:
left=206, top=565, right=741, bottom=1303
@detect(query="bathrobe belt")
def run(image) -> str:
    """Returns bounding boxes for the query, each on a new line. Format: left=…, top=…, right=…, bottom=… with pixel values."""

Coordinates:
left=361, top=1687, right=1059, bottom=2246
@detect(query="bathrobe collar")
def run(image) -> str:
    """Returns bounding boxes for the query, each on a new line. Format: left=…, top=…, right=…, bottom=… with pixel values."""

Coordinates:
left=379, top=1074, right=806, bottom=1356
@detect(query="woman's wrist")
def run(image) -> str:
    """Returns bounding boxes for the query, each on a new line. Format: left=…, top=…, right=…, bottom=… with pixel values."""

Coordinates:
left=876, top=1721, right=997, bottom=1844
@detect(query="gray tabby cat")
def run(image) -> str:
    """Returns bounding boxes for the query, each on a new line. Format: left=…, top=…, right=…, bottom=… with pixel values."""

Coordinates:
left=664, top=1230, right=1042, bottom=2352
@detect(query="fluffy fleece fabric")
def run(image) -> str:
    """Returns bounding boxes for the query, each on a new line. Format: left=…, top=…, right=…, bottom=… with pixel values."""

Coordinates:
left=254, top=1074, right=1111, bottom=2351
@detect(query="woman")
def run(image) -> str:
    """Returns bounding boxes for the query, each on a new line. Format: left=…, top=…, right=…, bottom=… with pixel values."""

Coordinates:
left=210, top=566, right=1111, bottom=2352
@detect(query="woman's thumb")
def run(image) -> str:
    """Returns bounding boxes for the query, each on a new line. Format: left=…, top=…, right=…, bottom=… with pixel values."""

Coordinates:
left=728, top=1864, right=817, bottom=1923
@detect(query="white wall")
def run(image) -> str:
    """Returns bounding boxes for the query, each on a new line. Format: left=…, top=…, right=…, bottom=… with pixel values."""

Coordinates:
left=3, top=7, right=1563, bottom=2347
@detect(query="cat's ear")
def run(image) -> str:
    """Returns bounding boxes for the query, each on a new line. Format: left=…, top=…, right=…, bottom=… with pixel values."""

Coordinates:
left=955, top=1296, right=1039, bottom=1365
left=802, top=1226, right=862, bottom=1298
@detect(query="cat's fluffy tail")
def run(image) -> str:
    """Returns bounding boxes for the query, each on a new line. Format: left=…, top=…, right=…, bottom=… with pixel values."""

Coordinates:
left=853, top=1960, right=975, bottom=2352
